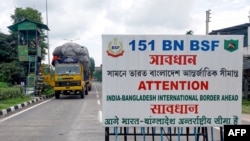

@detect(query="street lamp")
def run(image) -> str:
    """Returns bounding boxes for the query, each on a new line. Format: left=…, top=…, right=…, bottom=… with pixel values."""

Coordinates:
left=46, top=0, right=50, bottom=65
left=63, top=38, right=80, bottom=42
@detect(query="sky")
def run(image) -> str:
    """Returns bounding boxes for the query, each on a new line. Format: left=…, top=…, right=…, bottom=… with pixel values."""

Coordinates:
left=0, top=0, right=250, bottom=67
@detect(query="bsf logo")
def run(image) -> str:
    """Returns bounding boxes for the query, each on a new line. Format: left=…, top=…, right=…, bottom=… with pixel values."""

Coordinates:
left=224, top=39, right=238, bottom=52
left=106, top=37, right=124, bottom=58
left=224, top=125, right=250, bottom=141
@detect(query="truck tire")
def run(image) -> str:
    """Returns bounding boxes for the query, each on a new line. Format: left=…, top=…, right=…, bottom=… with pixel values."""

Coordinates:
left=80, top=90, right=84, bottom=99
left=85, top=87, right=88, bottom=95
left=55, top=91, right=60, bottom=99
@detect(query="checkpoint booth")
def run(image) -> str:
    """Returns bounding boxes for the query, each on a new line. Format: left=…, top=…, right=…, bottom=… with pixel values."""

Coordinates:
left=8, top=19, right=49, bottom=95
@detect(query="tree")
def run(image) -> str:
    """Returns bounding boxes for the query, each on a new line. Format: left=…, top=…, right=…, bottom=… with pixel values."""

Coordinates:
left=0, top=32, right=24, bottom=84
left=0, top=61, right=25, bottom=84
left=93, top=64, right=102, bottom=82
left=186, top=30, right=194, bottom=35
left=93, top=70, right=102, bottom=82
left=90, top=57, right=95, bottom=75
left=11, top=7, right=42, bottom=24
left=0, top=33, right=17, bottom=63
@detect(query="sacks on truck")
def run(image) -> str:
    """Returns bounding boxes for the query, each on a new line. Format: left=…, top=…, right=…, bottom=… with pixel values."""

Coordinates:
left=52, top=42, right=90, bottom=72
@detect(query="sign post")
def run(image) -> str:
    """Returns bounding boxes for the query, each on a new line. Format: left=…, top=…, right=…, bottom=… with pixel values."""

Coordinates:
left=102, top=35, right=243, bottom=127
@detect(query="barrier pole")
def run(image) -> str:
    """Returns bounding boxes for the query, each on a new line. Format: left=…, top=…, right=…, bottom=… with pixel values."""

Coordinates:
left=105, top=127, right=109, bottom=141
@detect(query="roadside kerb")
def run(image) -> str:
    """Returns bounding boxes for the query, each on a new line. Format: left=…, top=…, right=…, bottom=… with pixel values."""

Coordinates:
left=0, top=95, right=54, bottom=117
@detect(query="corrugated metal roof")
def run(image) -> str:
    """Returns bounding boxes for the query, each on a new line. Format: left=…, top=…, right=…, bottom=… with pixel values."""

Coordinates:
left=209, top=23, right=250, bottom=35
left=8, top=18, right=49, bottom=32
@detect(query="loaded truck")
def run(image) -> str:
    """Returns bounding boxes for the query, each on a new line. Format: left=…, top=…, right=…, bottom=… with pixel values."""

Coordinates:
left=50, top=42, right=91, bottom=99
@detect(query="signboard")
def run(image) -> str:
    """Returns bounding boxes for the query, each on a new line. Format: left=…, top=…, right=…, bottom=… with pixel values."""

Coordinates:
left=102, top=35, right=243, bottom=127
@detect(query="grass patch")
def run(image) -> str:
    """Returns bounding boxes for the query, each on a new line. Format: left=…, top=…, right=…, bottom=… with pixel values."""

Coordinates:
left=242, top=99, right=250, bottom=114
left=0, top=86, right=54, bottom=111
left=0, top=82, right=9, bottom=88
left=0, top=96, right=32, bottom=111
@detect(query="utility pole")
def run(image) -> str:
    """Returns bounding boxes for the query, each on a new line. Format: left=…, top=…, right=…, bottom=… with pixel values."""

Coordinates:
left=206, top=9, right=211, bottom=35
left=46, top=0, right=50, bottom=65
left=248, top=11, right=250, bottom=22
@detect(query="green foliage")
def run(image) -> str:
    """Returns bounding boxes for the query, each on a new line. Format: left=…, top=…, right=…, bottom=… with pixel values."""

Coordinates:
left=93, top=70, right=102, bottom=82
left=11, top=7, right=43, bottom=24
left=90, top=57, right=95, bottom=75
left=0, top=82, right=9, bottom=88
left=0, top=61, right=25, bottom=84
left=0, top=95, right=32, bottom=110
left=242, top=98, right=250, bottom=105
left=186, top=30, right=194, bottom=35
left=0, top=33, right=18, bottom=63
left=242, top=98, right=250, bottom=114
left=0, top=87, right=23, bottom=100
left=42, top=84, right=54, bottom=95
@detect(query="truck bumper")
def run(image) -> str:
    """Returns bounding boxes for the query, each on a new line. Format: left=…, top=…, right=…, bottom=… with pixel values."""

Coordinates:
left=54, top=86, right=83, bottom=91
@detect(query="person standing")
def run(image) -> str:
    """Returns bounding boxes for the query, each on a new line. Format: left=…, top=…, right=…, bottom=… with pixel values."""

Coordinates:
left=35, top=69, right=44, bottom=96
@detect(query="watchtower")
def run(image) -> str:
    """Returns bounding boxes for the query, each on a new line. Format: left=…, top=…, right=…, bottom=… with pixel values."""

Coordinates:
left=8, top=19, right=49, bottom=94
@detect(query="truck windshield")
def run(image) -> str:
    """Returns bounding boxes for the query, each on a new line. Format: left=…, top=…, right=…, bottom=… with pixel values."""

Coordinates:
left=55, top=65, right=80, bottom=74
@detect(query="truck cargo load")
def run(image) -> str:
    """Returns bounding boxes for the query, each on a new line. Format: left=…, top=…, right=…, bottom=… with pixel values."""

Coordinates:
left=50, top=42, right=91, bottom=99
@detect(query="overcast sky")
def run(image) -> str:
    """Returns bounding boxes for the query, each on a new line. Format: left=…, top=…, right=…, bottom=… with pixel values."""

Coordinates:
left=0, top=0, right=250, bottom=66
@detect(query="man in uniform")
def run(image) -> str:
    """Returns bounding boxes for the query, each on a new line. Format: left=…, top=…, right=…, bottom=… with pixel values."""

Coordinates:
left=35, top=69, right=44, bottom=96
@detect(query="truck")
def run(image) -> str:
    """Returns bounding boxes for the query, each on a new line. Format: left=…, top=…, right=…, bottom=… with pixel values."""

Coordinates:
left=50, top=42, right=91, bottom=99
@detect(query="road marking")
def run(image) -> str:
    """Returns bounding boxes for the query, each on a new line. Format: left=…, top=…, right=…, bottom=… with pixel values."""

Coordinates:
left=94, top=83, right=99, bottom=94
left=98, top=110, right=102, bottom=123
left=0, top=98, right=53, bottom=123
left=97, top=99, right=100, bottom=105
left=93, top=83, right=100, bottom=99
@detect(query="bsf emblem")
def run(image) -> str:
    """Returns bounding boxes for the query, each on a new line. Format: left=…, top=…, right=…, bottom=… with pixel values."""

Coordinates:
left=224, top=39, right=238, bottom=52
left=106, top=38, right=124, bottom=57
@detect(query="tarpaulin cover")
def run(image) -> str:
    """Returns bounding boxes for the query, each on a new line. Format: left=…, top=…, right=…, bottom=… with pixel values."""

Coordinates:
left=52, top=42, right=90, bottom=72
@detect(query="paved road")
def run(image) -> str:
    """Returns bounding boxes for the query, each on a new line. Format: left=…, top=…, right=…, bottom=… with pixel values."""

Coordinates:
left=0, top=82, right=104, bottom=141
left=0, top=82, right=249, bottom=141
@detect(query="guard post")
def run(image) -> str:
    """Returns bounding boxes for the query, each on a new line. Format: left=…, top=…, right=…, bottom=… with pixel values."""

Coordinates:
left=8, top=19, right=49, bottom=96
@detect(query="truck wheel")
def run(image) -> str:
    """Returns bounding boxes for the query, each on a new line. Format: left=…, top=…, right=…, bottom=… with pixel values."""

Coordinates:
left=55, top=91, right=60, bottom=99
left=85, top=87, right=88, bottom=95
left=80, top=90, right=84, bottom=99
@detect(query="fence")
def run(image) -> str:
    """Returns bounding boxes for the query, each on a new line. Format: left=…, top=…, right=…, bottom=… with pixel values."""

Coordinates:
left=105, top=126, right=224, bottom=141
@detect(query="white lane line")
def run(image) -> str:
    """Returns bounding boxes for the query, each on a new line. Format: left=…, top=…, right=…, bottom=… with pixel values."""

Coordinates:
left=94, top=83, right=99, bottom=95
left=97, top=99, right=100, bottom=105
left=0, top=98, right=53, bottom=123
left=98, top=110, right=102, bottom=123
left=93, top=83, right=100, bottom=98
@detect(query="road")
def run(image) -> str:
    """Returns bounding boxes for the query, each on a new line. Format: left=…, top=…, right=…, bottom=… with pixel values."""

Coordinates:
left=0, top=82, right=249, bottom=141
left=0, top=82, right=104, bottom=141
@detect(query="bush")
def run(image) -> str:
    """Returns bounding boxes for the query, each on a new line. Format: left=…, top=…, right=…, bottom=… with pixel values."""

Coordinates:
left=0, top=87, right=23, bottom=100
left=42, top=84, right=54, bottom=95
left=0, top=82, right=9, bottom=88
